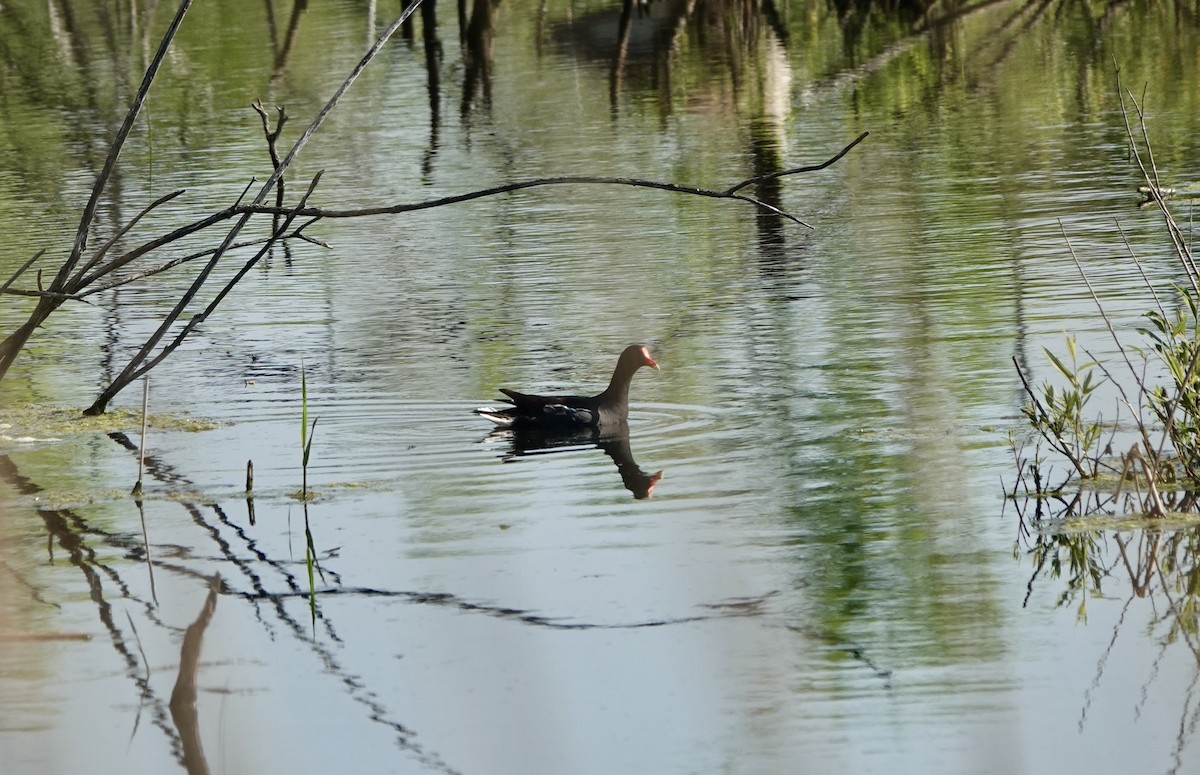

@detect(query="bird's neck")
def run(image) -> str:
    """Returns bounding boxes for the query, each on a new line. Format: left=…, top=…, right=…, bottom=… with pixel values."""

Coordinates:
left=598, top=364, right=634, bottom=406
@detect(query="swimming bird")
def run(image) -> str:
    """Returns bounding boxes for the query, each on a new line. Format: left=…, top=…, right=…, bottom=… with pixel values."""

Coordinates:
left=474, top=344, right=659, bottom=429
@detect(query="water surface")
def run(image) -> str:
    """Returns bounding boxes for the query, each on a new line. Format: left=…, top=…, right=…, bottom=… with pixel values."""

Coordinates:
left=1, top=1, right=1199, bottom=773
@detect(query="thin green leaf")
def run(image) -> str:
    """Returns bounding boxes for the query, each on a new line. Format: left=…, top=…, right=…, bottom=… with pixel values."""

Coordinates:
left=1044, top=348, right=1074, bottom=381
left=301, top=360, right=308, bottom=452
left=303, top=417, right=319, bottom=468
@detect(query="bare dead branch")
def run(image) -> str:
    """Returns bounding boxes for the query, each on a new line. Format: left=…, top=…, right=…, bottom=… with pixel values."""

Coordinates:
left=235, top=162, right=854, bottom=228
left=295, top=233, right=331, bottom=249
left=74, top=235, right=301, bottom=298
left=251, top=101, right=288, bottom=171
left=0, top=0, right=193, bottom=382
left=2, top=232, right=309, bottom=302
left=103, top=174, right=326, bottom=398
left=1, top=288, right=92, bottom=303
left=251, top=101, right=288, bottom=224
left=723, top=131, right=869, bottom=195
left=53, top=0, right=193, bottom=295
left=74, top=208, right=242, bottom=289
left=85, top=4, right=424, bottom=414
left=70, top=189, right=186, bottom=286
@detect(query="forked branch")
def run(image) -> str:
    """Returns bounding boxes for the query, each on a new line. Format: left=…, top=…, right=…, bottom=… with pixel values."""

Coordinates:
left=0, top=0, right=866, bottom=416
left=235, top=136, right=870, bottom=230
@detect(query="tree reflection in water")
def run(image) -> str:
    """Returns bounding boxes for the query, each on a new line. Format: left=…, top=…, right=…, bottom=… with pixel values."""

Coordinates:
left=1014, top=495, right=1200, bottom=771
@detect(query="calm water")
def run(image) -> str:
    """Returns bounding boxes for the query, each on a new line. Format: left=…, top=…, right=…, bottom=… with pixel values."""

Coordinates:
left=2, top=1, right=1199, bottom=773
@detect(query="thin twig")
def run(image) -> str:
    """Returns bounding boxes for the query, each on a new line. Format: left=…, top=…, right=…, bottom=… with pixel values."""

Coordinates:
left=73, top=208, right=242, bottom=289
left=0, top=288, right=94, bottom=303
left=237, top=170, right=831, bottom=226
left=1012, top=354, right=1089, bottom=479
left=52, top=0, right=193, bottom=295
left=85, top=3, right=425, bottom=415
left=0, top=250, right=47, bottom=294
left=1116, top=66, right=1200, bottom=288
left=1115, top=219, right=1166, bottom=320
left=70, top=189, right=186, bottom=286
left=251, top=101, right=288, bottom=227
left=233, top=178, right=256, bottom=209
left=1060, top=223, right=1139, bottom=381
left=74, top=234, right=302, bottom=298
left=251, top=101, right=288, bottom=172
left=133, top=376, right=158, bottom=603
left=1060, top=221, right=1160, bottom=456
left=138, top=376, right=148, bottom=492
left=114, top=174, right=326, bottom=391
left=3, top=235, right=295, bottom=301
left=723, top=131, right=869, bottom=195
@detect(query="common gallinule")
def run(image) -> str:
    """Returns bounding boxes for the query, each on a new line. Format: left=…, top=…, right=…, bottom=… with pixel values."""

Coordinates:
left=475, top=345, right=659, bottom=429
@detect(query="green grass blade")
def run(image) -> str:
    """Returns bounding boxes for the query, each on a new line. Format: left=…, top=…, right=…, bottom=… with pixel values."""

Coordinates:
left=303, top=417, right=319, bottom=468
left=300, top=360, right=308, bottom=453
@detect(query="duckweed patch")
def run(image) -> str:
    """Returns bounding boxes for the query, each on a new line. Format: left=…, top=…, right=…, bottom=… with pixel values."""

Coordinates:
left=0, top=403, right=219, bottom=445
left=25, top=489, right=134, bottom=510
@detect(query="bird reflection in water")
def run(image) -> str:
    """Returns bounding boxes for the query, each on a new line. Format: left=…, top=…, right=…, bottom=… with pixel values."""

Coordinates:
left=483, top=426, right=663, bottom=500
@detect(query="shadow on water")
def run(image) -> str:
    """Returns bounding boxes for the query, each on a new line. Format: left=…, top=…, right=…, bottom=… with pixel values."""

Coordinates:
left=483, top=426, right=664, bottom=500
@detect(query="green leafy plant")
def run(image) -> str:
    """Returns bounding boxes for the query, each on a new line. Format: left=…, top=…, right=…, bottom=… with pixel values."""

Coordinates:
left=1141, top=289, right=1200, bottom=482
left=1017, top=335, right=1106, bottom=482
left=1011, top=72, right=1200, bottom=520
